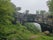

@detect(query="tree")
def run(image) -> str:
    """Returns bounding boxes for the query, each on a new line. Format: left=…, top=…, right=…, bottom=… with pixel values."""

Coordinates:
left=47, top=0, right=53, bottom=15
left=0, top=0, right=15, bottom=24
left=0, top=0, right=16, bottom=40
left=47, top=0, right=53, bottom=18
left=47, top=0, right=53, bottom=12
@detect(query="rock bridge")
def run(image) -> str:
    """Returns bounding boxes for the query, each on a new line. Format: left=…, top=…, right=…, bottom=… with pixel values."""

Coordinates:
left=14, top=13, right=53, bottom=33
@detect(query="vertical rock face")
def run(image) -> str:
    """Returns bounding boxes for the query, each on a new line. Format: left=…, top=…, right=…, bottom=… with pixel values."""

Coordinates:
left=33, top=23, right=42, bottom=32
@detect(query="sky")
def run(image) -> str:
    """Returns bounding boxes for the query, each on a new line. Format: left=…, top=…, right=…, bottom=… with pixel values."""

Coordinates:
left=11, top=0, right=49, bottom=14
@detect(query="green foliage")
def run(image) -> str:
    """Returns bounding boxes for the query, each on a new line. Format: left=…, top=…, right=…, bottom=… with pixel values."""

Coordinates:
left=24, top=23, right=40, bottom=34
left=0, top=0, right=15, bottom=24
left=0, top=0, right=53, bottom=40
left=0, top=23, right=33, bottom=40
left=32, top=35, right=53, bottom=40
left=47, top=0, right=53, bottom=12
left=47, top=0, right=53, bottom=15
left=0, top=0, right=34, bottom=40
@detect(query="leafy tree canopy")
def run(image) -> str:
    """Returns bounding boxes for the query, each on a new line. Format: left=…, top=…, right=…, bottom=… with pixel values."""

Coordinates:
left=0, top=0, right=15, bottom=24
left=47, top=0, right=53, bottom=15
left=47, top=0, right=53, bottom=20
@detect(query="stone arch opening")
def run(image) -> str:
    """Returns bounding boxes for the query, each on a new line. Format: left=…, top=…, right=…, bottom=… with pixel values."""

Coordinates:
left=39, top=23, right=52, bottom=33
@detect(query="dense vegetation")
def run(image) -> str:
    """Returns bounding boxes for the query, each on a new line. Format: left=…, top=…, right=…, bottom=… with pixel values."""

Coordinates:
left=0, top=0, right=53, bottom=40
left=0, top=0, right=40, bottom=40
left=47, top=0, right=53, bottom=16
left=24, top=23, right=40, bottom=34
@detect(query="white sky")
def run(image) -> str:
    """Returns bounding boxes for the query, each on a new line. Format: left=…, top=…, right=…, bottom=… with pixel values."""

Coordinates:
left=11, top=0, right=49, bottom=14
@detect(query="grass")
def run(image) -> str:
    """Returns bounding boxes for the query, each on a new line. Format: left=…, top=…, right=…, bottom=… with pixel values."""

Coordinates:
left=28, top=33, right=53, bottom=40
left=0, top=23, right=53, bottom=40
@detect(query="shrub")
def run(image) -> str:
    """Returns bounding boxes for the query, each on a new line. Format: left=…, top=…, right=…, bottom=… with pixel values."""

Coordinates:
left=24, top=23, right=40, bottom=34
